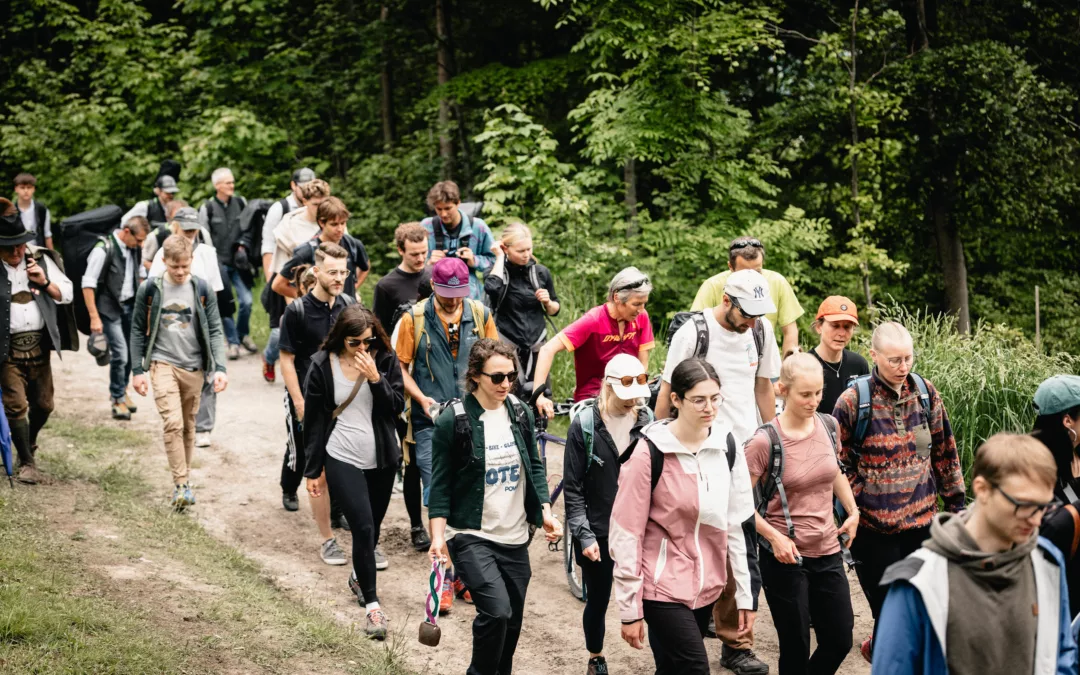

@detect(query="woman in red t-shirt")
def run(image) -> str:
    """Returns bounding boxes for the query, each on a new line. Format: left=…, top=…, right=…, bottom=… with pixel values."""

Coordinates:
left=532, top=267, right=655, bottom=416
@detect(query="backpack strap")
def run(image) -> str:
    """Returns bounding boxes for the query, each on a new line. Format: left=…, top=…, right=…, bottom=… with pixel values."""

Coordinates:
left=412, top=299, right=428, bottom=354
left=851, top=374, right=874, bottom=452
left=690, top=312, right=709, bottom=359
left=580, top=404, right=596, bottom=471
left=647, top=439, right=665, bottom=492
left=143, top=278, right=159, bottom=336
left=1065, top=504, right=1080, bottom=558
left=447, top=399, right=472, bottom=464
left=909, top=373, right=932, bottom=418
left=432, top=217, right=447, bottom=252
left=816, top=412, right=840, bottom=456
left=279, top=197, right=291, bottom=216
left=758, top=423, right=794, bottom=540
left=466, top=299, right=487, bottom=337
left=527, top=264, right=541, bottom=292
left=752, top=319, right=765, bottom=373
left=725, top=432, right=737, bottom=472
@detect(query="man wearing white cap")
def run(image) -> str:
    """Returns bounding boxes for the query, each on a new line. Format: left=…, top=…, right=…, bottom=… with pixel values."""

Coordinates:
left=657, top=268, right=780, bottom=675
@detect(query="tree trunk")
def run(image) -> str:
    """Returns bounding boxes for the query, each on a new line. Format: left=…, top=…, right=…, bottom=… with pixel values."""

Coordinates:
left=624, top=158, right=639, bottom=237
left=849, top=1, right=871, bottom=308
left=929, top=176, right=971, bottom=333
left=435, top=0, right=455, bottom=178
left=379, top=4, right=395, bottom=150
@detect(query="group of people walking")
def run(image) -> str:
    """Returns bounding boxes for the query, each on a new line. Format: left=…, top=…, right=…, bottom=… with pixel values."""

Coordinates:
left=7, top=166, right=1080, bottom=675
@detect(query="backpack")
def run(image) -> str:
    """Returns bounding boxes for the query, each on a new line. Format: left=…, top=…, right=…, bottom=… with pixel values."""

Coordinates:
left=572, top=400, right=655, bottom=472
left=665, top=310, right=766, bottom=366
left=291, top=292, right=356, bottom=323
left=429, top=202, right=484, bottom=254
left=847, top=372, right=931, bottom=461
left=443, top=393, right=531, bottom=467
left=638, top=430, right=737, bottom=492
left=492, top=262, right=559, bottom=338
left=57, top=205, right=123, bottom=335
left=410, top=297, right=488, bottom=355
left=238, top=198, right=274, bottom=268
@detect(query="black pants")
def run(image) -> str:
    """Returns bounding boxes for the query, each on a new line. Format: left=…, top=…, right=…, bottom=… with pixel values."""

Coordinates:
left=448, top=535, right=531, bottom=675
left=761, top=549, right=853, bottom=675
left=324, top=456, right=396, bottom=604
left=642, top=600, right=714, bottom=675
left=403, top=460, right=423, bottom=529
left=850, top=525, right=930, bottom=651
left=279, top=402, right=341, bottom=519
left=575, top=537, right=614, bottom=655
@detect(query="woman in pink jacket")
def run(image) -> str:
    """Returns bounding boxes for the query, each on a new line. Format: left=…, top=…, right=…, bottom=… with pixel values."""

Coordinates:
left=610, top=358, right=758, bottom=674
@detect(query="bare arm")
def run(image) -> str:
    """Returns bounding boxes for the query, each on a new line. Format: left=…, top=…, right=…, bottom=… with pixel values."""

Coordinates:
left=655, top=380, right=673, bottom=420
left=755, top=376, right=776, bottom=423
left=638, top=347, right=650, bottom=371
left=82, top=288, right=102, bottom=332
left=271, top=273, right=297, bottom=299
left=532, top=336, right=567, bottom=417
left=780, top=323, right=799, bottom=358
left=45, top=237, right=54, bottom=251
left=355, top=267, right=369, bottom=289
left=262, top=253, right=273, bottom=282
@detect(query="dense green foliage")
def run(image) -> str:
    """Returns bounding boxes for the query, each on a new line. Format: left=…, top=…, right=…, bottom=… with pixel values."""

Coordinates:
left=2, top=0, right=1079, bottom=356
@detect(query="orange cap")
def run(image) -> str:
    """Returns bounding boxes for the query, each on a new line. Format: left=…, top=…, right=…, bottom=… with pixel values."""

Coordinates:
left=816, top=296, right=859, bottom=324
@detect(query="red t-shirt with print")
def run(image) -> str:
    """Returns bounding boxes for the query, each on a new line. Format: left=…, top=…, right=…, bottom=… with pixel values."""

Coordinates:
left=558, top=304, right=655, bottom=401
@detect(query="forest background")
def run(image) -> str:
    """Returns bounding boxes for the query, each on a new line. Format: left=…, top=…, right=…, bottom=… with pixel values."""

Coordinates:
left=2, top=0, right=1079, bottom=356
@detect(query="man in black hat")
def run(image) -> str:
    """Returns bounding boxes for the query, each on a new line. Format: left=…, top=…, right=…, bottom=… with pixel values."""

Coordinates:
left=0, top=198, right=75, bottom=483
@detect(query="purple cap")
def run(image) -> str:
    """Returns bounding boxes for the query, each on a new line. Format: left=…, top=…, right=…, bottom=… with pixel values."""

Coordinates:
left=431, top=258, right=471, bottom=298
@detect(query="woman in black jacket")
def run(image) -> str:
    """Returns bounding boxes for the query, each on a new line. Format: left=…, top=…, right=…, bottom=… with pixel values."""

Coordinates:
left=562, top=353, right=653, bottom=675
left=303, top=305, right=404, bottom=640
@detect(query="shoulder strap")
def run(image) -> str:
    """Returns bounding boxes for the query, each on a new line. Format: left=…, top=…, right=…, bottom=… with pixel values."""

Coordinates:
left=1066, top=504, right=1080, bottom=558
left=294, top=297, right=305, bottom=323
left=332, top=368, right=366, bottom=419
left=528, top=264, right=542, bottom=292
left=412, top=300, right=427, bottom=351
left=507, top=393, right=530, bottom=434
left=726, top=432, right=737, bottom=471
left=816, top=412, right=840, bottom=454
left=341, top=294, right=356, bottom=307
left=580, top=405, right=596, bottom=471
left=752, top=319, right=765, bottom=371
left=910, top=373, right=932, bottom=416
left=448, top=399, right=472, bottom=461
left=467, top=299, right=487, bottom=336
left=432, top=217, right=446, bottom=251
left=757, top=423, right=794, bottom=539
left=279, top=197, right=291, bottom=215
left=691, top=312, right=709, bottom=359
left=143, top=278, right=160, bottom=335
left=647, top=438, right=665, bottom=492
left=852, top=375, right=873, bottom=447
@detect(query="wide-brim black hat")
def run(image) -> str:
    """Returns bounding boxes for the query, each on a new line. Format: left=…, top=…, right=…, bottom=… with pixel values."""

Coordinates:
left=0, top=211, right=35, bottom=246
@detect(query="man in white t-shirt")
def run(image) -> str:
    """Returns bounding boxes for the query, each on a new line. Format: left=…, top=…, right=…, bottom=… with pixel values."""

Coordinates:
left=657, top=268, right=779, bottom=675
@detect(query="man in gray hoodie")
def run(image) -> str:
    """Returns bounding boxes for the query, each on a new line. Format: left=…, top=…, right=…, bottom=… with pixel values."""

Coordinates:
left=872, top=433, right=1077, bottom=675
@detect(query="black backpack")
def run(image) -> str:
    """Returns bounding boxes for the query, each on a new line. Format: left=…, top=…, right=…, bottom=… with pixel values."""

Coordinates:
left=665, top=310, right=766, bottom=364
left=443, top=393, right=532, bottom=467
left=634, top=431, right=737, bottom=492
left=58, top=205, right=123, bottom=336
left=238, top=198, right=275, bottom=269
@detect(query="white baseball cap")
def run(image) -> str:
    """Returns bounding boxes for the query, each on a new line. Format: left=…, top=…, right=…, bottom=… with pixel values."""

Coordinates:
left=604, top=353, right=651, bottom=400
left=724, top=269, right=776, bottom=317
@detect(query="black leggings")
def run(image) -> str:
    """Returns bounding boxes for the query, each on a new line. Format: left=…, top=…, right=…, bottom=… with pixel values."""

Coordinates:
left=403, top=460, right=423, bottom=529
left=642, top=600, right=714, bottom=675
left=576, top=538, right=614, bottom=655
left=324, top=456, right=396, bottom=603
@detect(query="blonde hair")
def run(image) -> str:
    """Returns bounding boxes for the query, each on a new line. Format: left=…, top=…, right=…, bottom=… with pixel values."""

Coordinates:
left=299, top=179, right=331, bottom=202
left=779, top=351, right=824, bottom=388
left=974, top=433, right=1057, bottom=490
left=500, top=222, right=532, bottom=247
left=162, top=234, right=192, bottom=262
left=597, top=380, right=645, bottom=417
left=871, top=321, right=912, bottom=350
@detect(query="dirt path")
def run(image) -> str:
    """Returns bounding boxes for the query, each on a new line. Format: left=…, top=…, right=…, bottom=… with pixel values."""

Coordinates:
left=53, top=348, right=872, bottom=675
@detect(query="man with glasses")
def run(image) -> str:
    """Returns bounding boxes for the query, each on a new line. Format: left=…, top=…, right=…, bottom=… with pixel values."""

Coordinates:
left=658, top=268, right=780, bottom=675
left=873, top=433, right=1076, bottom=675
left=832, top=321, right=965, bottom=663
left=691, top=236, right=804, bottom=358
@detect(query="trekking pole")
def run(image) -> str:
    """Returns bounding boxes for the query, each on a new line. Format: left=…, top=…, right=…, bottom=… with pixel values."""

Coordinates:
left=419, top=559, right=445, bottom=646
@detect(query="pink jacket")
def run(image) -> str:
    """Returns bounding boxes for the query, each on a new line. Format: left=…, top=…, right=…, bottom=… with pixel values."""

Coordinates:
left=609, top=419, right=756, bottom=622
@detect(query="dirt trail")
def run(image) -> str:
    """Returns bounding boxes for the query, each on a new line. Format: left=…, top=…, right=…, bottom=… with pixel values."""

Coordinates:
left=53, top=348, right=872, bottom=675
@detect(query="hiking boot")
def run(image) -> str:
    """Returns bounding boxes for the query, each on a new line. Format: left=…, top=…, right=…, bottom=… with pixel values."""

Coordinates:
left=587, top=655, right=609, bottom=675
left=411, top=526, right=431, bottom=551
left=365, top=608, right=388, bottom=641
left=282, top=492, right=299, bottom=512
left=861, top=637, right=873, bottom=663
left=374, top=548, right=388, bottom=571
left=16, top=463, right=46, bottom=485
left=241, top=336, right=259, bottom=354
left=182, top=484, right=195, bottom=506
left=321, top=538, right=347, bottom=566
left=348, top=571, right=365, bottom=604
left=452, top=577, right=472, bottom=604
left=438, top=586, right=453, bottom=615
left=195, top=432, right=211, bottom=448
left=227, top=343, right=240, bottom=360
left=125, top=392, right=138, bottom=414
left=331, top=514, right=350, bottom=531
left=111, top=400, right=131, bottom=421
left=171, top=484, right=194, bottom=511
left=262, top=357, right=276, bottom=383
left=720, top=646, right=769, bottom=675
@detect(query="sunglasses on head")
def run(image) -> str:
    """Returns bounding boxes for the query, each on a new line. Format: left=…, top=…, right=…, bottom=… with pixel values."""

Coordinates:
left=481, top=371, right=518, bottom=385
left=608, top=374, right=648, bottom=387
left=346, top=336, right=379, bottom=348
left=729, top=238, right=763, bottom=252
left=615, top=277, right=650, bottom=293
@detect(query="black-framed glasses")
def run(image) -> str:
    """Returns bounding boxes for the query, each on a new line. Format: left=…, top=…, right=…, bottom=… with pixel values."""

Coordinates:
left=346, top=336, right=379, bottom=349
left=729, top=238, right=763, bottom=252
left=481, top=371, right=518, bottom=385
left=991, top=482, right=1061, bottom=519
left=607, top=374, right=648, bottom=387
left=727, top=295, right=763, bottom=320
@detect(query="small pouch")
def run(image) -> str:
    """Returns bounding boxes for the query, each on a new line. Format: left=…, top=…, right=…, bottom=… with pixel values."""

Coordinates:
left=914, top=422, right=933, bottom=459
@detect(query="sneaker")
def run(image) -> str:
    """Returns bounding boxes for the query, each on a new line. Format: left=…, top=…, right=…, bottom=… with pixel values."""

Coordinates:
left=374, top=548, right=389, bottom=571
left=587, top=655, right=609, bottom=675
left=861, top=637, right=873, bottom=663
left=111, top=400, right=131, bottom=421
left=241, top=336, right=259, bottom=354
left=348, top=571, right=365, bottom=604
left=282, top=492, right=299, bottom=512
left=182, top=484, right=195, bottom=506
left=195, top=432, right=211, bottom=448
left=452, top=577, right=472, bottom=604
left=365, top=608, right=388, bottom=641
left=227, top=343, right=240, bottom=360
left=16, top=463, right=45, bottom=485
left=125, top=392, right=138, bottom=414
left=320, top=538, right=347, bottom=566
left=438, top=573, right=454, bottom=615
left=719, top=646, right=769, bottom=675
left=331, top=514, right=351, bottom=531
left=411, top=526, right=431, bottom=551
left=171, top=484, right=194, bottom=510
left=262, top=357, right=276, bottom=383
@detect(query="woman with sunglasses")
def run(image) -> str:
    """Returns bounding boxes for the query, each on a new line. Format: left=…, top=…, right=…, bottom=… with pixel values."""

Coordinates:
left=302, top=305, right=404, bottom=640
left=610, top=358, right=757, bottom=675
left=428, top=338, right=562, bottom=675
left=563, top=354, right=654, bottom=675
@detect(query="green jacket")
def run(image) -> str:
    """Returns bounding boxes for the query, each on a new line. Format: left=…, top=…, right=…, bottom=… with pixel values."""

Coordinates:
left=428, top=393, right=550, bottom=531
left=129, top=275, right=227, bottom=376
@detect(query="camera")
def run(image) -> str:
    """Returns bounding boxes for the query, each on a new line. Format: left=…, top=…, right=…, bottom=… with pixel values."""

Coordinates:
left=445, top=249, right=459, bottom=258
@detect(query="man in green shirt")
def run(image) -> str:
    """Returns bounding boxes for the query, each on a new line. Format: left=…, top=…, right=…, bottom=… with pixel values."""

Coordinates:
left=691, top=236, right=804, bottom=357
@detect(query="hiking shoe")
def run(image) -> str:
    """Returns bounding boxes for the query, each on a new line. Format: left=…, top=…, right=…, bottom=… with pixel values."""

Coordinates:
left=861, top=637, right=873, bottom=663
left=331, top=514, right=351, bottom=531
left=348, top=571, right=365, bottom=604
left=16, top=463, right=45, bottom=485
left=125, top=392, right=138, bottom=414
left=438, top=586, right=453, bottom=615
left=365, top=608, right=388, bottom=641
left=282, top=492, right=299, bottom=512
left=227, top=343, right=240, bottom=360
left=374, top=548, right=388, bottom=571
left=411, top=526, right=431, bottom=551
left=587, top=655, right=609, bottom=675
left=241, top=336, right=259, bottom=354
left=171, top=484, right=194, bottom=510
left=262, top=357, right=276, bottom=383
left=195, top=432, right=211, bottom=448
left=182, top=484, right=195, bottom=506
left=452, top=577, right=472, bottom=604
left=321, top=538, right=347, bottom=566
left=111, top=400, right=131, bottom=420
left=720, top=646, right=769, bottom=674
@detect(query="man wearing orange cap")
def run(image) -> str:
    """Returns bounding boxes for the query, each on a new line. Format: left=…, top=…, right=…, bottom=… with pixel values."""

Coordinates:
left=808, top=296, right=869, bottom=414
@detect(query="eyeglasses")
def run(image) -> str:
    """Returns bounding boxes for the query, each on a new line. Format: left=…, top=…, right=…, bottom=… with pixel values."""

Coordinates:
left=991, top=482, right=1061, bottom=519
left=729, top=238, right=763, bottom=252
left=885, top=354, right=916, bottom=368
left=684, top=394, right=724, bottom=411
left=607, top=374, right=648, bottom=387
left=323, top=269, right=351, bottom=279
left=346, top=336, right=379, bottom=349
left=481, top=371, right=518, bottom=385
left=727, top=295, right=763, bottom=320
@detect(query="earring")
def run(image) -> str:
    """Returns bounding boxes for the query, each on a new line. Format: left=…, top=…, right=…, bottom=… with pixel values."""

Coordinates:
left=1069, top=426, right=1077, bottom=443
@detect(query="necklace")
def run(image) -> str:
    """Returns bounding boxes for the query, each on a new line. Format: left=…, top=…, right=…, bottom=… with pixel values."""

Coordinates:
left=817, top=348, right=844, bottom=378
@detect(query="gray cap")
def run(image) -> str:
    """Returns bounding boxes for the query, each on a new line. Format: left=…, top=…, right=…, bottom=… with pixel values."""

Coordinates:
left=155, top=175, right=180, bottom=194
left=87, top=331, right=110, bottom=366
left=1034, top=375, right=1080, bottom=416
left=173, top=206, right=201, bottom=231
left=291, top=167, right=316, bottom=184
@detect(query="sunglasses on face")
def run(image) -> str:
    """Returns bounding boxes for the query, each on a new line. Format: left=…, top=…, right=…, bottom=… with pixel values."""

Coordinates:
left=729, top=238, right=763, bottom=252
left=481, top=371, right=518, bottom=385
left=727, top=295, right=763, bottom=320
left=346, top=336, right=379, bottom=348
left=608, top=374, right=648, bottom=387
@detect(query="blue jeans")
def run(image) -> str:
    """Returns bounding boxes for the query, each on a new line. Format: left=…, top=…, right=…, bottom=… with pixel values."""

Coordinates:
left=225, top=265, right=252, bottom=343
left=413, top=425, right=434, bottom=506
left=101, top=299, right=135, bottom=401
left=263, top=327, right=280, bottom=366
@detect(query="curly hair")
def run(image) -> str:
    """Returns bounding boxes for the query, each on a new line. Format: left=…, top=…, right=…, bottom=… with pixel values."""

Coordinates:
left=464, top=338, right=519, bottom=393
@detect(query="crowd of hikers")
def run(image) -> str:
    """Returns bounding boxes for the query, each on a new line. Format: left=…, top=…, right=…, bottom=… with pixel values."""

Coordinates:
left=5, top=163, right=1080, bottom=675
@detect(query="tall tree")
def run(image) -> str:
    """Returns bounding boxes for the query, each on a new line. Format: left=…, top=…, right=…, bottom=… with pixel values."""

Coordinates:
left=436, top=0, right=455, bottom=177
left=380, top=4, right=396, bottom=149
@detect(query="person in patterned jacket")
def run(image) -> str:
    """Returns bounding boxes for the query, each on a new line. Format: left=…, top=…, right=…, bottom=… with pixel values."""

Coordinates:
left=831, top=321, right=965, bottom=663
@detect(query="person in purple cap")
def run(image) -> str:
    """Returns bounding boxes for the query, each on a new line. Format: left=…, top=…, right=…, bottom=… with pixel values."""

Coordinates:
left=395, top=256, right=498, bottom=611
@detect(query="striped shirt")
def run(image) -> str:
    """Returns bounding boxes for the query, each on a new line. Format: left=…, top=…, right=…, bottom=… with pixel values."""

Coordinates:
left=832, top=370, right=965, bottom=534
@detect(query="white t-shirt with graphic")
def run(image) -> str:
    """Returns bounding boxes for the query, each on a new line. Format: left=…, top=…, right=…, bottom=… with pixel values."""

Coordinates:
left=446, top=404, right=529, bottom=546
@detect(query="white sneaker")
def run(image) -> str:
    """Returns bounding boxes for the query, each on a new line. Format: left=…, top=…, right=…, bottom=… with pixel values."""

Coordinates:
left=195, top=432, right=211, bottom=448
left=374, top=548, right=389, bottom=571
left=321, top=538, right=347, bottom=566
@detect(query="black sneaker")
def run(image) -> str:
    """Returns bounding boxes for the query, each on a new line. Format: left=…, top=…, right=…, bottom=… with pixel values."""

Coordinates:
left=348, top=571, right=365, bottom=605
left=411, top=526, right=431, bottom=551
left=587, top=655, right=608, bottom=675
left=720, top=646, right=769, bottom=674
left=331, top=514, right=351, bottom=531
left=282, top=492, right=299, bottom=512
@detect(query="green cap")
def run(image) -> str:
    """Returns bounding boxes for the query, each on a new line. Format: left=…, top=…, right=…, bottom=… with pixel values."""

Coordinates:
left=1033, top=375, right=1080, bottom=416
